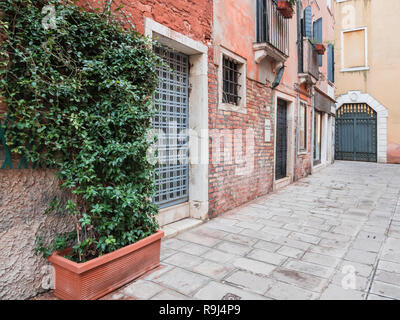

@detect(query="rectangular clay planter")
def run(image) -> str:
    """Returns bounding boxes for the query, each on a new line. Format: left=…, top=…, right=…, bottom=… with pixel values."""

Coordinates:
left=314, top=43, right=326, bottom=55
left=49, top=230, right=164, bottom=300
left=277, top=1, right=294, bottom=19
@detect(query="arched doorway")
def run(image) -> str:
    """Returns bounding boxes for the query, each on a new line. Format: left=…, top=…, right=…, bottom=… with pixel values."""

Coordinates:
left=336, top=91, right=388, bottom=163
left=335, top=103, right=377, bottom=162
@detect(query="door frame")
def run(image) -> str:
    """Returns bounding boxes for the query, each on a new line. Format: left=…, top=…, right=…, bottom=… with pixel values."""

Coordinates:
left=336, top=91, right=388, bottom=163
left=145, top=18, right=209, bottom=221
left=273, top=92, right=295, bottom=190
left=275, top=99, right=288, bottom=180
left=313, top=110, right=323, bottom=166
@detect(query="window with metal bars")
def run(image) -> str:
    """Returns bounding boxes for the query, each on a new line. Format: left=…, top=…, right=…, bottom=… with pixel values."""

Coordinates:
left=222, top=56, right=242, bottom=106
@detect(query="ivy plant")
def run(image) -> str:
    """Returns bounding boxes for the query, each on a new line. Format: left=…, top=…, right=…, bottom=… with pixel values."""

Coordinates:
left=0, top=0, right=161, bottom=262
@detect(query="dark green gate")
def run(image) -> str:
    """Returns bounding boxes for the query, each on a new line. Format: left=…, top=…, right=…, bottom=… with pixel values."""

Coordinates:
left=335, top=103, right=377, bottom=162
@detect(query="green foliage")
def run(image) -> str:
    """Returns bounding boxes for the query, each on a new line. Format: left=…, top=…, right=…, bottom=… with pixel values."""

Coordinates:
left=1, top=0, right=160, bottom=262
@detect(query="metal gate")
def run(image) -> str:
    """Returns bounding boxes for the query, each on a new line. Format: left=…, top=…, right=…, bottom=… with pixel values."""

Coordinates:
left=335, top=103, right=377, bottom=162
left=275, top=99, right=287, bottom=180
left=153, top=45, right=189, bottom=208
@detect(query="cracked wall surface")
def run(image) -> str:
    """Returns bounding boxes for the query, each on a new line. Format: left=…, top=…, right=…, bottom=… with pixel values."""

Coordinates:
left=0, top=169, right=73, bottom=300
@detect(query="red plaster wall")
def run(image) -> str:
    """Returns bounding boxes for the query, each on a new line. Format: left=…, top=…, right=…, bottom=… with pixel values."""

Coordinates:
left=213, top=0, right=259, bottom=80
left=80, top=0, right=212, bottom=44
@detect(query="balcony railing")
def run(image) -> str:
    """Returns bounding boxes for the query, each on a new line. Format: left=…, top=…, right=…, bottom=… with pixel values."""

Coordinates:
left=256, top=0, right=289, bottom=56
left=301, top=38, right=319, bottom=81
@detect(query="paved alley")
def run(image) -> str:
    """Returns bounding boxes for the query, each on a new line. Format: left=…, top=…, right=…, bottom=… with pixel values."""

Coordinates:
left=106, top=161, right=400, bottom=300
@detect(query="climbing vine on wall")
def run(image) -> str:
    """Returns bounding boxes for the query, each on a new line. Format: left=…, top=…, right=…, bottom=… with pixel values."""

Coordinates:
left=0, top=0, right=161, bottom=262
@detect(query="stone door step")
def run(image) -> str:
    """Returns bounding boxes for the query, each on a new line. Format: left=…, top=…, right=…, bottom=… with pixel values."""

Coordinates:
left=162, top=218, right=203, bottom=239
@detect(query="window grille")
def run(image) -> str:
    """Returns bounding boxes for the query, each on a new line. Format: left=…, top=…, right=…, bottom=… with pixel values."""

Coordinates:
left=153, top=45, right=189, bottom=208
left=222, top=56, right=242, bottom=106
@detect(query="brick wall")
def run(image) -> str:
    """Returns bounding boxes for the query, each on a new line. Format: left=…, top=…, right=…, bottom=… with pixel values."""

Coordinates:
left=80, top=0, right=213, bottom=44
left=208, top=49, right=275, bottom=218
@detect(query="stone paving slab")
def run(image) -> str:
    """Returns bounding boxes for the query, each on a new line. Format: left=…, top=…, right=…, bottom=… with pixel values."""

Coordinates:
left=319, top=284, right=366, bottom=300
left=283, top=260, right=335, bottom=279
left=270, top=267, right=328, bottom=292
left=122, top=280, right=164, bottom=299
left=150, top=162, right=400, bottom=300
left=232, top=257, right=276, bottom=276
left=224, top=270, right=275, bottom=295
left=194, top=281, right=269, bottom=300
left=202, top=248, right=236, bottom=264
left=192, top=260, right=232, bottom=280
left=152, top=267, right=210, bottom=296
left=370, top=281, right=400, bottom=300
left=34, top=161, right=400, bottom=301
left=246, top=249, right=287, bottom=266
left=265, top=281, right=318, bottom=300
left=276, top=246, right=305, bottom=259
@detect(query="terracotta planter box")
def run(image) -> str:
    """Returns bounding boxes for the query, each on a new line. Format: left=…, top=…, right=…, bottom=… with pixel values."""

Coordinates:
left=314, top=43, right=326, bottom=55
left=49, top=230, right=164, bottom=300
left=277, top=1, right=294, bottom=19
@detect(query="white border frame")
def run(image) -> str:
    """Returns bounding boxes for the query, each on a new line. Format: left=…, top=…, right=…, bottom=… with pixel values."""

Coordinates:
left=340, top=27, right=369, bottom=72
left=273, top=91, right=296, bottom=190
left=218, top=47, right=247, bottom=114
left=298, top=100, right=309, bottom=155
left=144, top=18, right=209, bottom=221
left=336, top=91, right=389, bottom=163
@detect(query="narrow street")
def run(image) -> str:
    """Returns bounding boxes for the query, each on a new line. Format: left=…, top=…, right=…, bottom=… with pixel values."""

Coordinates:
left=3, top=0, right=400, bottom=304
left=104, top=161, right=400, bottom=300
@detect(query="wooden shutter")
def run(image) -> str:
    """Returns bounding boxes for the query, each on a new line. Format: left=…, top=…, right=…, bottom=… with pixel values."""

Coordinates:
left=297, top=0, right=304, bottom=73
left=303, top=6, right=312, bottom=38
left=327, top=44, right=334, bottom=82
left=313, top=18, right=323, bottom=66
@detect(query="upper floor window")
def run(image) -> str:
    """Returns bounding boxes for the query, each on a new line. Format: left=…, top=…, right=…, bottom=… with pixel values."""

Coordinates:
left=313, top=18, right=323, bottom=67
left=341, top=27, right=369, bottom=72
left=218, top=47, right=247, bottom=114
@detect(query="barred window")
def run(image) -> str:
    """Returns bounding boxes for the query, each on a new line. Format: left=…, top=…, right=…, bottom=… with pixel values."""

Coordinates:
left=222, top=56, right=242, bottom=106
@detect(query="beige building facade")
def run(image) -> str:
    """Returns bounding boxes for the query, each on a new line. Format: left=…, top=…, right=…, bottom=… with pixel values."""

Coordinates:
left=334, top=0, right=400, bottom=163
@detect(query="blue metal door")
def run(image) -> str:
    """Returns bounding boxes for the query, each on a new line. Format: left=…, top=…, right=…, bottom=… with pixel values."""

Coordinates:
left=153, top=46, right=189, bottom=208
left=335, top=103, right=377, bottom=162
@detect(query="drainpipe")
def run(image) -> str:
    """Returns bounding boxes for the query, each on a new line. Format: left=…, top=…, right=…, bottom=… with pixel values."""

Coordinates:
left=294, top=88, right=300, bottom=182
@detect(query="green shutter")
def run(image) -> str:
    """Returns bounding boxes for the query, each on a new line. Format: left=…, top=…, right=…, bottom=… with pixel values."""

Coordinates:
left=328, top=44, right=334, bottom=82
left=313, top=18, right=323, bottom=66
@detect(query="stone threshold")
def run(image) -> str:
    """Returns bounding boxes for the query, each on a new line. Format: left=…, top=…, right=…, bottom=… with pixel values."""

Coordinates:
left=162, top=218, right=203, bottom=239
